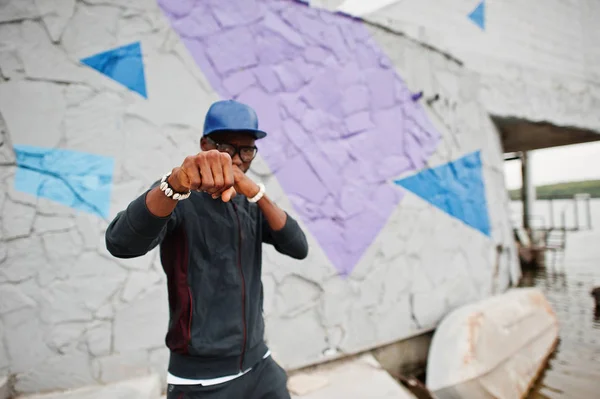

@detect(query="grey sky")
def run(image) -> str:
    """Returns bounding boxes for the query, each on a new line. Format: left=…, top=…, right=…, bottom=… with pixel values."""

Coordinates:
left=504, top=141, right=600, bottom=190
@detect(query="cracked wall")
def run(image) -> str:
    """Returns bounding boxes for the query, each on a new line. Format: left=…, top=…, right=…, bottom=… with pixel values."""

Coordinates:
left=0, top=0, right=517, bottom=394
left=329, top=0, right=600, bottom=134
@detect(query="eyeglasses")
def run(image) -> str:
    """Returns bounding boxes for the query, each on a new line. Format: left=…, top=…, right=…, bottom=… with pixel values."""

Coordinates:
left=206, top=136, right=258, bottom=163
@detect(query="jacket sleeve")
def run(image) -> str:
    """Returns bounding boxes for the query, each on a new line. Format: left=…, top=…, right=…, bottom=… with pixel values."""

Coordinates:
left=262, top=212, right=308, bottom=260
left=105, top=186, right=180, bottom=259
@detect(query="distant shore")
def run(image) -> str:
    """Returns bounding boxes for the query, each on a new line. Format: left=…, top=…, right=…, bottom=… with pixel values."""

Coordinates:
left=508, top=179, right=600, bottom=200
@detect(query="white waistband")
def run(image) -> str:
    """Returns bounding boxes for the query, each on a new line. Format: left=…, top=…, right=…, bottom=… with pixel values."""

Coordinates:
left=167, top=350, right=271, bottom=386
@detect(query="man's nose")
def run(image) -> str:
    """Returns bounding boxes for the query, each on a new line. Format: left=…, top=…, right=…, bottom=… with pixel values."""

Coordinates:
left=232, top=153, right=243, bottom=166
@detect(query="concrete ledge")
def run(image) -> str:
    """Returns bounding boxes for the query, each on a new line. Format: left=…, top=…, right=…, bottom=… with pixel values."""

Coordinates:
left=288, top=354, right=416, bottom=399
left=372, top=331, right=433, bottom=378
left=16, top=374, right=162, bottom=399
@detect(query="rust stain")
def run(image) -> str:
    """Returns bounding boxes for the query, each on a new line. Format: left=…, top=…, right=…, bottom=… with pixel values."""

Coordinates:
left=463, top=311, right=484, bottom=365
left=528, top=291, right=556, bottom=318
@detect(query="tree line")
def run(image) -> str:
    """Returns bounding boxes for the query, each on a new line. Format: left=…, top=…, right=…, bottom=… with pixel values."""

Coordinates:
left=508, top=180, right=600, bottom=201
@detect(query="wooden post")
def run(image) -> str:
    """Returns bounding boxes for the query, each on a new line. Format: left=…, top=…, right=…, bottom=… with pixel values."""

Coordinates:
left=521, top=152, right=535, bottom=230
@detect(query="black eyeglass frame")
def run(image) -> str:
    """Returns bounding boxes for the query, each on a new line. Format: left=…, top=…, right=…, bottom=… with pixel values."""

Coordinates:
left=205, top=136, right=258, bottom=163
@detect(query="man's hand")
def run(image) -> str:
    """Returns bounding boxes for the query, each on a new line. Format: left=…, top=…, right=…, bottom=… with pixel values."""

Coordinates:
left=232, top=165, right=260, bottom=199
left=169, top=150, right=237, bottom=202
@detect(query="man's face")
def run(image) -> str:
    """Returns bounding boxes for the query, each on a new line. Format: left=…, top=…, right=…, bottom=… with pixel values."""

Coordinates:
left=200, top=131, right=257, bottom=173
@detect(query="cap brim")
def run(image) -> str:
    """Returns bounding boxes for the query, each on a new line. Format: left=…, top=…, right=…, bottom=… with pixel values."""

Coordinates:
left=205, top=128, right=267, bottom=139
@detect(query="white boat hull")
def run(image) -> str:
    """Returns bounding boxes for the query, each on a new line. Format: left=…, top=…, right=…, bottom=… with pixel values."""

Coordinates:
left=426, top=288, right=559, bottom=399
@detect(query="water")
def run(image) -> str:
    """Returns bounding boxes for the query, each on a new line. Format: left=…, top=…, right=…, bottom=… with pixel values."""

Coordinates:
left=512, top=199, right=600, bottom=398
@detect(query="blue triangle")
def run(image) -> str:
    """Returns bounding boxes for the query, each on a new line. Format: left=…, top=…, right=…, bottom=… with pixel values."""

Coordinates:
left=468, top=1, right=485, bottom=30
left=81, top=42, right=147, bottom=98
left=394, top=151, right=491, bottom=236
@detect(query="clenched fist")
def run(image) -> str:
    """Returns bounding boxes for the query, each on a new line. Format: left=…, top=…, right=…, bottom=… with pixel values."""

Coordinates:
left=233, top=165, right=260, bottom=198
left=168, top=150, right=237, bottom=202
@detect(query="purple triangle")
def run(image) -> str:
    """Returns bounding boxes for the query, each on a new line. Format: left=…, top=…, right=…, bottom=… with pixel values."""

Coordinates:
left=158, top=0, right=441, bottom=275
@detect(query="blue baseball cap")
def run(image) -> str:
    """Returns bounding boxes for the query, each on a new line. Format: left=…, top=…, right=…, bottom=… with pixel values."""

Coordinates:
left=203, top=100, right=267, bottom=139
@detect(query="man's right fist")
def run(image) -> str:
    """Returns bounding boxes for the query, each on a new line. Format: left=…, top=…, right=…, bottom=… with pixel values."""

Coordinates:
left=168, top=150, right=236, bottom=202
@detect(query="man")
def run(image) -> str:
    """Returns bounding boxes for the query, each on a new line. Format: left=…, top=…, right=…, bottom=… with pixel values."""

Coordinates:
left=105, top=100, right=308, bottom=398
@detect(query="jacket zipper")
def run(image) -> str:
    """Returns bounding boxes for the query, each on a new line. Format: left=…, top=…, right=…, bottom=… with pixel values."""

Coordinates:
left=232, top=203, right=247, bottom=371
left=186, top=287, right=193, bottom=349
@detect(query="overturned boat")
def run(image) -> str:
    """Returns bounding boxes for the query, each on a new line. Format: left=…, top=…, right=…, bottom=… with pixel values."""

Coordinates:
left=426, top=288, right=558, bottom=399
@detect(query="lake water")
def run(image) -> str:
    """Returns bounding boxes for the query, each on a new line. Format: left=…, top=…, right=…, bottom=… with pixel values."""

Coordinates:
left=511, top=199, right=600, bottom=398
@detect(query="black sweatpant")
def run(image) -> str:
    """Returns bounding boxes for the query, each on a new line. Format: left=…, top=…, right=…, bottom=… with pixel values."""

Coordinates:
left=166, top=356, right=291, bottom=399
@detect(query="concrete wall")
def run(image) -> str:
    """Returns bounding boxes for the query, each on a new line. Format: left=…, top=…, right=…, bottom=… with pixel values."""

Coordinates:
left=316, top=0, right=600, bottom=134
left=0, top=0, right=517, bottom=394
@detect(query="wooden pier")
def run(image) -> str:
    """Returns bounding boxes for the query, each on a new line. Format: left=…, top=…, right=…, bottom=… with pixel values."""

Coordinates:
left=513, top=194, right=593, bottom=269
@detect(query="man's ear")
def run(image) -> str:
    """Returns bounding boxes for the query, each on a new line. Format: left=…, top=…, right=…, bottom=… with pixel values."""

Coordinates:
left=200, top=137, right=208, bottom=151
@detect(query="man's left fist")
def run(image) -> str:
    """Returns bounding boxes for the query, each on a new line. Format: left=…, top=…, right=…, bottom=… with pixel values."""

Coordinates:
left=212, top=165, right=259, bottom=199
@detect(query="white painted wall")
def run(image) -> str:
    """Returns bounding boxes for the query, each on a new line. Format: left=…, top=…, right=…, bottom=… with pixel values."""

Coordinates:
left=0, top=0, right=517, bottom=394
left=321, top=0, right=600, bottom=133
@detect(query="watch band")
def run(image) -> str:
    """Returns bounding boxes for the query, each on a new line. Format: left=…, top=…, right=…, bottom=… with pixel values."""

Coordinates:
left=248, top=183, right=265, bottom=203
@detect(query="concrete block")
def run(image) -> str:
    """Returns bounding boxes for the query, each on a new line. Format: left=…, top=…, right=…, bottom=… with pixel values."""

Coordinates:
left=114, top=287, right=168, bottom=352
left=85, top=321, right=112, bottom=357
left=148, top=348, right=169, bottom=385
left=126, top=52, right=218, bottom=127
left=266, top=308, right=328, bottom=370
left=2, top=200, right=36, bottom=240
left=276, top=274, right=322, bottom=317
left=4, top=308, right=53, bottom=374
left=16, top=373, right=162, bottom=399
left=121, top=270, right=161, bottom=302
left=38, top=252, right=127, bottom=325
left=62, top=91, right=126, bottom=157
left=0, top=322, right=9, bottom=372
left=19, top=21, right=86, bottom=84
left=60, top=3, right=120, bottom=57
left=33, top=215, right=76, bottom=234
left=288, top=354, right=416, bottom=399
left=0, top=46, right=23, bottom=80
left=0, top=0, right=39, bottom=23
left=2, top=236, right=44, bottom=283
left=15, top=352, right=96, bottom=393
left=0, top=80, right=65, bottom=148
left=93, top=351, right=150, bottom=384
left=0, top=285, right=36, bottom=315
left=34, top=0, right=76, bottom=42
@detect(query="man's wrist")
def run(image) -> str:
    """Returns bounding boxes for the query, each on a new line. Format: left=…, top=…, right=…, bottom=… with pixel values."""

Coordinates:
left=167, top=172, right=188, bottom=193
left=248, top=183, right=261, bottom=198
left=248, top=183, right=265, bottom=203
left=161, top=172, right=191, bottom=201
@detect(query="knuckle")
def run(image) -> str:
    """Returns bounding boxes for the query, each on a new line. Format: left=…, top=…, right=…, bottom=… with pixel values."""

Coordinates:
left=206, top=152, right=219, bottom=163
left=192, top=155, right=203, bottom=165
